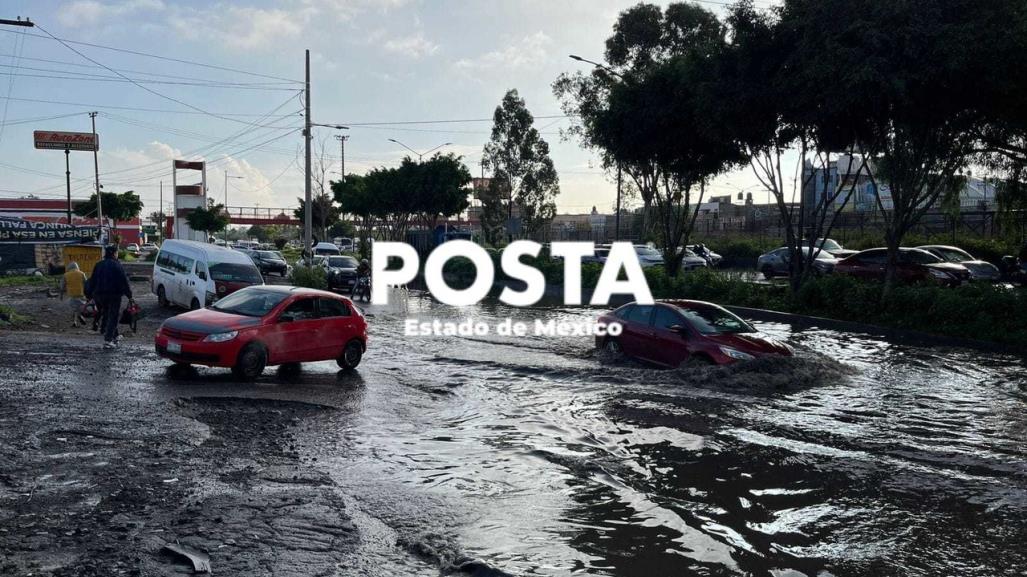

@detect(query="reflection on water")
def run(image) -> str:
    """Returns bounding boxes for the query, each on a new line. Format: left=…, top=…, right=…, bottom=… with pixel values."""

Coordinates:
left=316, top=290, right=1026, bottom=576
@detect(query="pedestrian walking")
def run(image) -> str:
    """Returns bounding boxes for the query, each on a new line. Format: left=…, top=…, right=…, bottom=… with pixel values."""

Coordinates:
left=61, top=262, right=88, bottom=327
left=85, top=245, right=134, bottom=348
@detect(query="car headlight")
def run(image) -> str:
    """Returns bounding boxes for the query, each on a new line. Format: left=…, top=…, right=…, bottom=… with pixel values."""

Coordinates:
left=719, top=346, right=755, bottom=361
left=203, top=330, right=238, bottom=343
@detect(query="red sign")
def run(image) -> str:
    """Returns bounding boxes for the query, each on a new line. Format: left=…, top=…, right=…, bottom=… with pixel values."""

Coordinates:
left=33, top=130, right=98, bottom=151
left=174, top=160, right=204, bottom=170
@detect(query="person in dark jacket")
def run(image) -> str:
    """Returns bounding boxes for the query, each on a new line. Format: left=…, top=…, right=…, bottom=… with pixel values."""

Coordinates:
left=85, top=245, right=133, bottom=348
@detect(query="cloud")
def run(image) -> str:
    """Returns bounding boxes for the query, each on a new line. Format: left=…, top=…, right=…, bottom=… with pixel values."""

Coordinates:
left=383, top=32, right=439, bottom=59
left=168, top=6, right=303, bottom=51
left=454, top=31, right=552, bottom=72
left=57, top=0, right=165, bottom=28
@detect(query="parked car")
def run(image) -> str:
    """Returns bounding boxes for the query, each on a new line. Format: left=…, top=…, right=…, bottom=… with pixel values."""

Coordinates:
left=915, top=245, right=1001, bottom=282
left=582, top=246, right=610, bottom=265
left=596, top=300, right=792, bottom=367
left=805, top=238, right=858, bottom=259
left=757, top=246, right=836, bottom=278
left=634, top=245, right=665, bottom=268
left=679, top=248, right=709, bottom=271
left=322, top=255, right=361, bottom=291
left=248, top=250, right=290, bottom=277
left=313, top=242, right=341, bottom=257
left=687, top=244, right=722, bottom=267
left=833, top=248, right=971, bottom=286
left=140, top=242, right=159, bottom=253
left=334, top=237, right=354, bottom=251
left=153, top=240, right=264, bottom=310
left=155, top=286, right=367, bottom=379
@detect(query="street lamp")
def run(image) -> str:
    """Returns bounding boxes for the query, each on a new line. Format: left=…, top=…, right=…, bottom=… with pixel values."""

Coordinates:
left=569, top=54, right=625, bottom=240
left=388, top=138, right=453, bottom=163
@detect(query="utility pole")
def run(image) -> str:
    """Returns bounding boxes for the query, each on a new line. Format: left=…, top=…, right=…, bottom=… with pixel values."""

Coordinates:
left=64, top=147, right=72, bottom=224
left=303, top=49, right=313, bottom=258
left=159, top=180, right=163, bottom=240
left=335, top=134, right=349, bottom=183
left=615, top=163, right=622, bottom=241
left=0, top=17, right=34, bottom=28
left=89, top=112, right=103, bottom=243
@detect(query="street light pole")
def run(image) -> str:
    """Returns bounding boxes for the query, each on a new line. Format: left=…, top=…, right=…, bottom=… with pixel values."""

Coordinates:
left=387, top=138, right=452, bottom=163
left=303, top=49, right=313, bottom=257
left=335, top=134, right=349, bottom=183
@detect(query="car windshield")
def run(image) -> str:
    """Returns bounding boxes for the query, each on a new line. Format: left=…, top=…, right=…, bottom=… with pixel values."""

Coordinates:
left=257, top=251, right=281, bottom=260
left=211, top=289, right=288, bottom=317
left=931, top=247, right=972, bottom=262
left=209, top=262, right=263, bottom=283
left=814, top=238, right=842, bottom=251
left=903, top=250, right=942, bottom=264
left=327, top=256, right=358, bottom=268
left=677, top=305, right=755, bottom=335
left=635, top=247, right=662, bottom=257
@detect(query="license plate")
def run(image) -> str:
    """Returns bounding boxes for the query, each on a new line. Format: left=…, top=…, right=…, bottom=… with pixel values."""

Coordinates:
left=167, top=341, right=181, bottom=354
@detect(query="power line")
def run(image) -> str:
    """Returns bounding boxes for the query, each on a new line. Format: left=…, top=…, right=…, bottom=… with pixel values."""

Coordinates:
left=0, top=25, right=26, bottom=145
left=0, top=111, right=86, bottom=126
left=342, top=114, right=570, bottom=126
left=0, top=95, right=305, bottom=117
left=0, top=68, right=305, bottom=91
left=0, top=27, right=302, bottom=84
left=33, top=22, right=300, bottom=127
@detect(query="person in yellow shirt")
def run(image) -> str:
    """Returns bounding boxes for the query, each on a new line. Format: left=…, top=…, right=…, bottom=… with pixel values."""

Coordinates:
left=61, top=262, right=88, bottom=327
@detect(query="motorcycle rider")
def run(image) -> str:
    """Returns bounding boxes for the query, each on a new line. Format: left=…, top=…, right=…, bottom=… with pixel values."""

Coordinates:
left=353, top=258, right=371, bottom=297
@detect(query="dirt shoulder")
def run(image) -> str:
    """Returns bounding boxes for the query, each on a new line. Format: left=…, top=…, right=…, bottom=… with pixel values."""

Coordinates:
left=0, top=335, right=360, bottom=576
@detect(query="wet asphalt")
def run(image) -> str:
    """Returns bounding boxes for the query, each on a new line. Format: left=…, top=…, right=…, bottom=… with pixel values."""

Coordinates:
left=1, top=288, right=1026, bottom=576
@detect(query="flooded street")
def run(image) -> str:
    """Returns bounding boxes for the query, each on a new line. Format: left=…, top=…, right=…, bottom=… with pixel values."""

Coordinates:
left=2, top=291, right=1025, bottom=576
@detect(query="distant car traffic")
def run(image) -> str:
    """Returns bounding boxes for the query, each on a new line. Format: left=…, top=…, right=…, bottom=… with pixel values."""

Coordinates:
left=805, top=238, right=858, bottom=258
left=757, top=246, right=837, bottom=278
left=245, top=250, right=289, bottom=277
left=141, top=242, right=159, bottom=253
left=313, top=242, right=342, bottom=257
left=915, top=245, right=1001, bottom=282
left=596, top=300, right=792, bottom=367
left=322, top=255, right=361, bottom=291
left=634, top=245, right=665, bottom=268
left=334, top=237, right=354, bottom=251
left=125, top=243, right=140, bottom=255
left=678, top=248, right=709, bottom=271
left=833, top=248, right=971, bottom=286
left=582, top=246, right=610, bottom=265
left=155, top=286, right=368, bottom=379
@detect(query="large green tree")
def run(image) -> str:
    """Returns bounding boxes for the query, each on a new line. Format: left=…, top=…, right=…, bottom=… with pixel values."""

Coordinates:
left=74, top=190, right=143, bottom=245
left=482, top=89, right=559, bottom=240
left=185, top=198, right=230, bottom=240
left=294, top=195, right=341, bottom=243
left=555, top=2, right=743, bottom=274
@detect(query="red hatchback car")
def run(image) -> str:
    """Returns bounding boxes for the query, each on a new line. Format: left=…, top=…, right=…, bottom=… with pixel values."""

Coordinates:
left=596, top=300, right=791, bottom=367
left=155, top=286, right=367, bottom=379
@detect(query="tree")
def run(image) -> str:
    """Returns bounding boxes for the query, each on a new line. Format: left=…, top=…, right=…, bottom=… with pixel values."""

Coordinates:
left=185, top=198, right=230, bottom=240
left=772, top=0, right=1027, bottom=295
left=294, top=195, right=341, bottom=243
left=411, top=153, right=472, bottom=232
left=482, top=89, right=559, bottom=239
left=479, top=178, right=509, bottom=246
left=75, top=191, right=143, bottom=244
left=554, top=2, right=742, bottom=274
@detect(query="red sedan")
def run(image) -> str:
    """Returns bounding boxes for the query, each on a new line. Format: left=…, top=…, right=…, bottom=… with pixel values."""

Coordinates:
left=596, top=300, right=791, bottom=367
left=833, top=248, right=970, bottom=286
left=155, top=286, right=367, bottom=379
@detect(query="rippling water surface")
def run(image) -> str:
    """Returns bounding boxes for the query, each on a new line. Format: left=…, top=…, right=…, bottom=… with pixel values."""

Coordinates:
left=304, top=292, right=1027, bottom=576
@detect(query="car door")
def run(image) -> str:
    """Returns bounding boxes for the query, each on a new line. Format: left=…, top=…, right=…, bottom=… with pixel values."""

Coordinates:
left=650, top=305, right=690, bottom=367
left=193, top=261, right=210, bottom=307
left=316, top=297, right=356, bottom=360
left=619, top=305, right=655, bottom=360
left=268, top=297, right=321, bottom=364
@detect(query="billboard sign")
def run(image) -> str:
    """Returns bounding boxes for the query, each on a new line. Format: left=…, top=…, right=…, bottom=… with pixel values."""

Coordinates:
left=0, top=217, right=100, bottom=244
left=33, top=130, right=99, bottom=151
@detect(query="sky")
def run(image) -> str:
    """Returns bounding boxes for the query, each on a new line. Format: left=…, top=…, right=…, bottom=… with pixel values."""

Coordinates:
left=0, top=0, right=775, bottom=218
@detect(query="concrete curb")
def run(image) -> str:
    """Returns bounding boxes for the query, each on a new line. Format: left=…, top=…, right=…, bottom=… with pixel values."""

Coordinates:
left=726, top=305, right=1026, bottom=357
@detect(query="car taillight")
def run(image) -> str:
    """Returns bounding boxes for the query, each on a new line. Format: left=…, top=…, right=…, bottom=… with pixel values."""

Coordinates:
left=216, top=282, right=226, bottom=294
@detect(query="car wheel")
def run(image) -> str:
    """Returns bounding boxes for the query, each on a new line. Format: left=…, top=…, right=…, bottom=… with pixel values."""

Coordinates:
left=232, top=343, right=267, bottom=380
left=190, top=298, right=201, bottom=311
left=603, top=338, right=623, bottom=356
left=336, top=339, right=363, bottom=370
left=157, top=285, right=168, bottom=308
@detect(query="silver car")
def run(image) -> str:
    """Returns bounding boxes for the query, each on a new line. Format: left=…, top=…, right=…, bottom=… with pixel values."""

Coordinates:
left=757, top=246, right=837, bottom=278
left=916, top=245, right=1000, bottom=281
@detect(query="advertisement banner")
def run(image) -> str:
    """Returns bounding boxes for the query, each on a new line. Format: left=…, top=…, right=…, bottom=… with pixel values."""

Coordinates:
left=0, top=217, right=100, bottom=244
left=32, top=130, right=99, bottom=151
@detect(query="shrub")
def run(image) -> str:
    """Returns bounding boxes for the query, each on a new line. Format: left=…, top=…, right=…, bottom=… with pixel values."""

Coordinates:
left=289, top=265, right=327, bottom=290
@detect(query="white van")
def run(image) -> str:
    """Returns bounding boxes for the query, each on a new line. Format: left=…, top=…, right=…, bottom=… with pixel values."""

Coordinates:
left=153, top=240, right=264, bottom=310
left=313, top=242, right=341, bottom=257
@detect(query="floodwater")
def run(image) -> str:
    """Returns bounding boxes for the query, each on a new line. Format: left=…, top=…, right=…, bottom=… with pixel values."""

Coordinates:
left=296, top=292, right=1027, bottom=576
